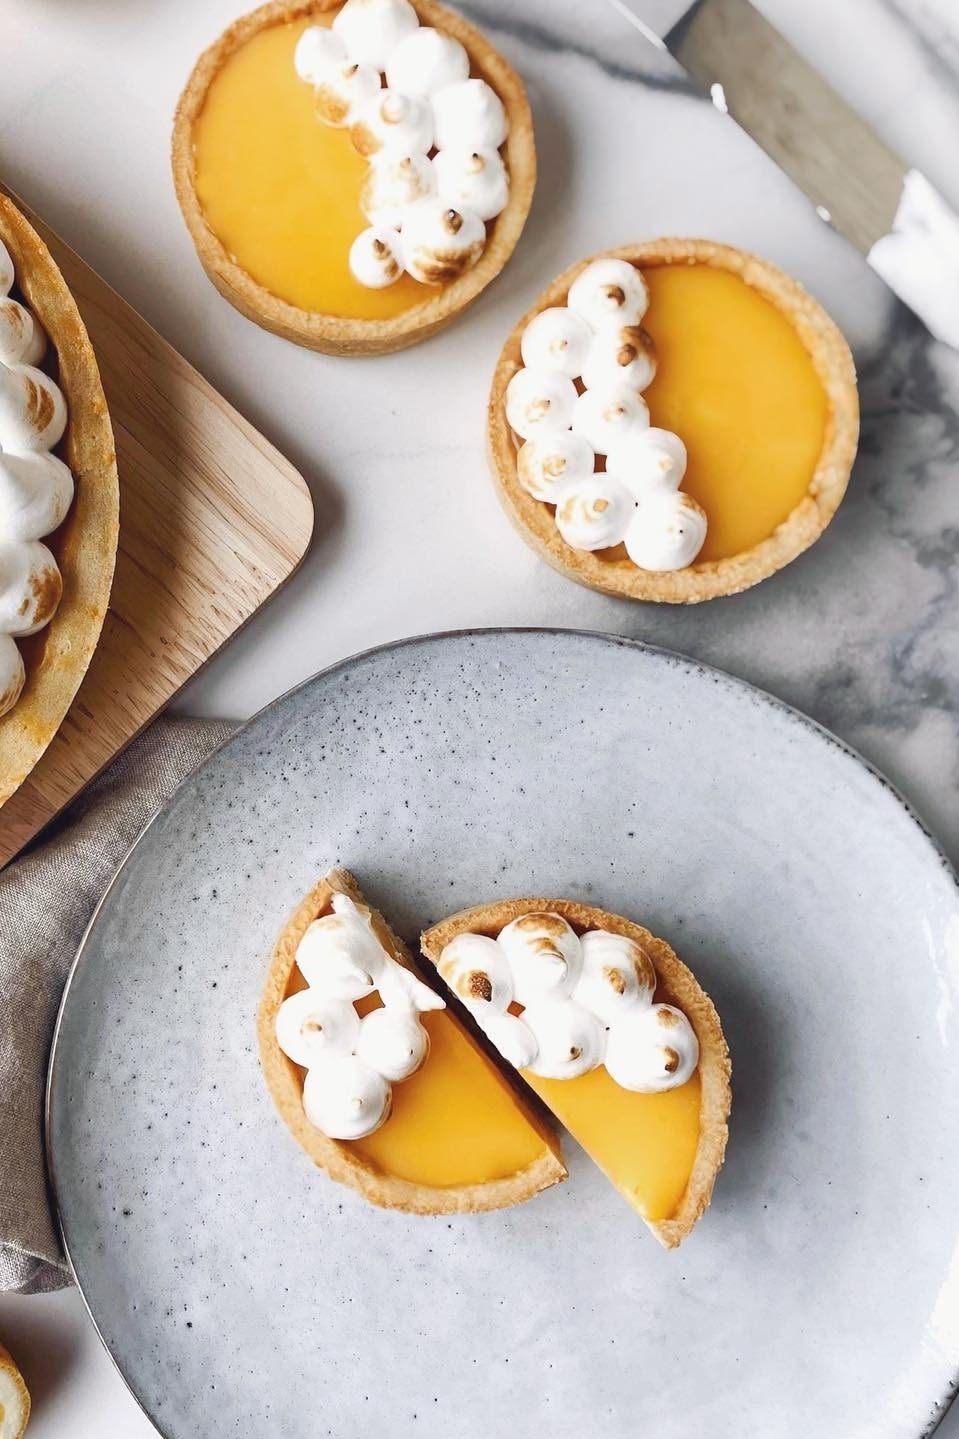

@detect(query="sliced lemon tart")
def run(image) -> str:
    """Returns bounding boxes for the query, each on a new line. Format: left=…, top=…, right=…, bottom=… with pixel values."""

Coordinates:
left=258, top=869, right=565, bottom=1212
left=173, top=0, right=535, bottom=355
left=489, top=239, right=859, bottom=602
left=422, top=897, right=731, bottom=1247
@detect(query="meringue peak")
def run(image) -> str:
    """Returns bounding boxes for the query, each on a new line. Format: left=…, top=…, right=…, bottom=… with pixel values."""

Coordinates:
left=0, top=239, right=73, bottom=717
left=294, top=7, right=511, bottom=290
left=437, top=915, right=700, bottom=1096
left=277, top=894, right=445, bottom=1142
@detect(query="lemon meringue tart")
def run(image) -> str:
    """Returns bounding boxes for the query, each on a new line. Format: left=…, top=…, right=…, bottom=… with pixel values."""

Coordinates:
left=489, top=239, right=859, bottom=603
left=0, top=196, right=118, bottom=806
left=173, top=0, right=535, bottom=356
left=422, top=897, right=731, bottom=1247
left=258, top=869, right=565, bottom=1212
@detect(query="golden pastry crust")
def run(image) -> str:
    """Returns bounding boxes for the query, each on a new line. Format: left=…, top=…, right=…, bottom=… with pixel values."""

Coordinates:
left=0, top=1339, right=31, bottom=1439
left=421, top=896, right=732, bottom=1248
left=488, top=238, right=859, bottom=602
left=0, top=196, right=119, bottom=806
left=257, top=868, right=566, bottom=1213
left=173, top=0, right=536, bottom=356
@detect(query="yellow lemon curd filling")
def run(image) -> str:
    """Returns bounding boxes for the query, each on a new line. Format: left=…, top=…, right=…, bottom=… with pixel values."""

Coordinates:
left=522, top=1065, right=701, bottom=1223
left=642, top=263, right=828, bottom=562
left=352, top=1006, right=550, bottom=1186
left=192, top=16, right=430, bottom=319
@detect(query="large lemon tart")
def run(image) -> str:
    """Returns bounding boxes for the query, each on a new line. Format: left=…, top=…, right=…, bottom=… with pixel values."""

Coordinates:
left=422, top=897, right=731, bottom=1247
left=173, top=0, right=535, bottom=356
left=258, top=869, right=565, bottom=1212
left=489, top=239, right=859, bottom=602
left=0, top=195, right=118, bottom=806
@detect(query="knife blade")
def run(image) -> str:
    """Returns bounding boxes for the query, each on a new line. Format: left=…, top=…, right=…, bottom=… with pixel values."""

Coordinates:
left=604, top=0, right=959, bottom=348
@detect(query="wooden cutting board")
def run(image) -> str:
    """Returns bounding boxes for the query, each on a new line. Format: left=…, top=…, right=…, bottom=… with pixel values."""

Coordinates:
left=0, top=197, right=314, bottom=867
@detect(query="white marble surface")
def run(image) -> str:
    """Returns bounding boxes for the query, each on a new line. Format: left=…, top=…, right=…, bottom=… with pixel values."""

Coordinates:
left=1, top=0, right=958, bottom=1434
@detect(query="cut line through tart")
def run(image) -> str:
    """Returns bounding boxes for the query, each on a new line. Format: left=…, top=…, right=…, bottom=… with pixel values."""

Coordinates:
left=488, top=238, right=859, bottom=603
left=421, top=896, right=731, bottom=1247
left=257, top=868, right=565, bottom=1213
left=172, top=0, right=536, bottom=356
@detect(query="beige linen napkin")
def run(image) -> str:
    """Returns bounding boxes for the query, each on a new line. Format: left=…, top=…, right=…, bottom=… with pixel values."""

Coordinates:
left=0, top=717, right=234, bottom=1294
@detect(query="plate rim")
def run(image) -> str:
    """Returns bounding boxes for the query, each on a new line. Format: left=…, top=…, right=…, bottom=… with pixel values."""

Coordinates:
left=44, top=625, right=959, bottom=1439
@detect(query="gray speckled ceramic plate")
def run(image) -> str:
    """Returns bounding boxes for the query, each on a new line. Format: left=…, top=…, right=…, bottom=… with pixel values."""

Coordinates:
left=48, top=631, right=959, bottom=1439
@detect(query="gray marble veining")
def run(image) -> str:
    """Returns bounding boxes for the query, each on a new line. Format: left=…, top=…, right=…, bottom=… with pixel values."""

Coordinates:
left=3, top=0, right=959, bottom=1434
left=4, top=1, right=955, bottom=881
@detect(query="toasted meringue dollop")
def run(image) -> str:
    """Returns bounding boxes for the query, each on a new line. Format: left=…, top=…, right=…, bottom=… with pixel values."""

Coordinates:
left=0, top=451, right=74, bottom=543
left=567, top=257, right=650, bottom=330
left=437, top=931, right=513, bottom=1010
left=0, top=241, right=74, bottom=717
left=0, top=240, right=13, bottom=297
left=625, top=490, right=708, bottom=571
left=554, top=475, right=634, bottom=551
left=571, top=386, right=650, bottom=454
left=293, top=25, right=349, bottom=85
left=375, top=956, right=446, bottom=1014
left=433, top=147, right=509, bottom=222
left=294, top=10, right=510, bottom=292
left=351, top=88, right=434, bottom=158
left=313, top=59, right=382, bottom=128
left=605, top=1003, right=700, bottom=1092
left=524, top=1000, right=605, bottom=1080
left=387, top=26, right=470, bottom=98
left=441, top=916, right=699, bottom=1096
left=0, top=298, right=45, bottom=368
left=332, top=0, right=419, bottom=70
left=520, top=307, right=593, bottom=378
left=348, top=226, right=405, bottom=288
left=581, top=324, right=657, bottom=394
left=357, top=1007, right=430, bottom=1081
left=516, top=430, right=595, bottom=502
left=0, top=364, right=67, bottom=454
left=278, top=894, right=446, bottom=1142
left=303, top=1054, right=391, bottom=1139
left=275, top=990, right=361, bottom=1069
left=483, top=1011, right=539, bottom=1070
left=432, top=77, right=508, bottom=152
left=0, top=540, right=62, bottom=638
left=361, top=151, right=436, bottom=228
left=401, top=200, right=486, bottom=284
left=575, top=930, right=657, bottom=1023
left=605, top=427, right=687, bottom=499
left=507, top=267, right=707, bottom=566
left=295, top=908, right=381, bottom=998
left=0, top=632, right=25, bottom=719
left=498, top=912, right=583, bottom=1005
left=505, top=367, right=578, bottom=440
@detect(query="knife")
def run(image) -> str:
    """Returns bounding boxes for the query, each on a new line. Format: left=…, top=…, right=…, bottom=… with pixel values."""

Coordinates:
left=604, top=0, right=959, bottom=349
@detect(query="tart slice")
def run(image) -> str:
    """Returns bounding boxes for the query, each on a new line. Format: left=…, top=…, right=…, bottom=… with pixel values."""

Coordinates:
left=421, top=898, right=731, bottom=1247
left=0, top=195, right=118, bottom=805
left=173, top=0, right=535, bottom=355
left=258, top=868, right=565, bottom=1212
left=489, top=239, right=859, bottom=602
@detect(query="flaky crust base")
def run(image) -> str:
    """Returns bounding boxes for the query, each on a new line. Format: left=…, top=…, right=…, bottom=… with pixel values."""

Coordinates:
left=257, top=868, right=566, bottom=1213
left=173, top=0, right=536, bottom=356
left=0, top=196, right=119, bottom=806
left=488, top=238, right=859, bottom=603
left=421, top=897, right=732, bottom=1248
